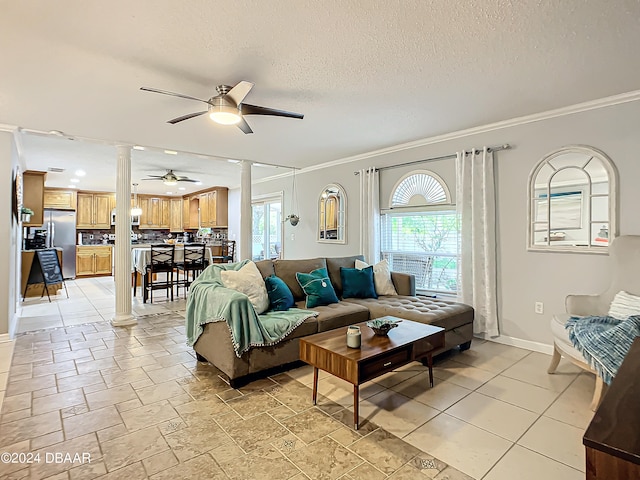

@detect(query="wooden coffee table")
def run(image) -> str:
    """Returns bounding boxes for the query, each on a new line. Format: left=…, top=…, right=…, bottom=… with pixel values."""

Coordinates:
left=299, top=316, right=445, bottom=429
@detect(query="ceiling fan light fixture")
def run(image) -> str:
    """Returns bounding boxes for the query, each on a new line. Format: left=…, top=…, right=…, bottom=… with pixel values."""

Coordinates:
left=163, top=179, right=178, bottom=186
left=209, top=105, right=241, bottom=125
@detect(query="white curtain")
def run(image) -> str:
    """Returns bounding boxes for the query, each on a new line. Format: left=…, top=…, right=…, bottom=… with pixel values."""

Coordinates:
left=456, top=148, right=499, bottom=337
left=359, top=167, right=380, bottom=264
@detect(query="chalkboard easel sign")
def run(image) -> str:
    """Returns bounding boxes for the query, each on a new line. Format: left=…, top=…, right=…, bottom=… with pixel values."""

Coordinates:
left=23, top=249, right=69, bottom=302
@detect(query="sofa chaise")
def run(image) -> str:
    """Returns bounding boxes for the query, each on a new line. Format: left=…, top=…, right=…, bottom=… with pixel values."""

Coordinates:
left=193, top=255, right=474, bottom=387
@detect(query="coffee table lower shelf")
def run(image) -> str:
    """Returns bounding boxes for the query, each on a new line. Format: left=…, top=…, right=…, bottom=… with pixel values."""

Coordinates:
left=299, top=318, right=445, bottom=429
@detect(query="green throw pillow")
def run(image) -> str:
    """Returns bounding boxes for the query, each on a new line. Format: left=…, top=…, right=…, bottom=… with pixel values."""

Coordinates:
left=265, top=275, right=295, bottom=311
left=340, top=266, right=378, bottom=299
left=295, top=268, right=339, bottom=308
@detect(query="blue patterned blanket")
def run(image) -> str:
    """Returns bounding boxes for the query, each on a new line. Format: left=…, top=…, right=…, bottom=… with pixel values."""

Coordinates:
left=566, top=315, right=640, bottom=384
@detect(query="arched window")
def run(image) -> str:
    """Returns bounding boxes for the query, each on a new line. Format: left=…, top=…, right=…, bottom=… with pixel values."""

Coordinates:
left=381, top=170, right=458, bottom=294
left=390, top=171, right=451, bottom=208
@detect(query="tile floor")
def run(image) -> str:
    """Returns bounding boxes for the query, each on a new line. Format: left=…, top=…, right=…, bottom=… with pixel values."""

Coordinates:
left=2, top=277, right=595, bottom=479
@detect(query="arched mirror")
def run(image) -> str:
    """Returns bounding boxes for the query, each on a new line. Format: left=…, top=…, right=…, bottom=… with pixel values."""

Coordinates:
left=318, top=184, right=346, bottom=243
left=528, top=145, right=618, bottom=253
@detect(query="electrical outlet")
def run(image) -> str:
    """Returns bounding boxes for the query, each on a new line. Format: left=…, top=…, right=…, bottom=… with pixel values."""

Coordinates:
left=535, top=302, right=544, bottom=315
left=290, top=233, right=295, bottom=241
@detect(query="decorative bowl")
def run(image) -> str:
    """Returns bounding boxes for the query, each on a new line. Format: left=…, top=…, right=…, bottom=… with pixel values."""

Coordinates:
left=366, top=318, right=401, bottom=336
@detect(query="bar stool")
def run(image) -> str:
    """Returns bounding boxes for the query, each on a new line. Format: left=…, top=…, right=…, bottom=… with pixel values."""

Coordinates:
left=176, top=243, right=206, bottom=297
left=143, top=244, right=176, bottom=303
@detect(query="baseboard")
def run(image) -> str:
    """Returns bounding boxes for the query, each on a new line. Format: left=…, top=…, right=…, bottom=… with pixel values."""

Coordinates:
left=0, top=333, right=11, bottom=344
left=478, top=334, right=554, bottom=355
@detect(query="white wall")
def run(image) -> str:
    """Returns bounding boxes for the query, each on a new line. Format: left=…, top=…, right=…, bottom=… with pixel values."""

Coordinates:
left=0, top=130, right=22, bottom=338
left=246, top=99, right=640, bottom=346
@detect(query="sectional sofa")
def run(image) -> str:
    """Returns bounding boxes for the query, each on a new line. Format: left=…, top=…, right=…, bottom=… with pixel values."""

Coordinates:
left=193, top=255, right=474, bottom=387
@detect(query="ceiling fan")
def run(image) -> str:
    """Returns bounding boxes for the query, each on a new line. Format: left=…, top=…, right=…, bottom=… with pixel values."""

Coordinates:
left=140, top=81, right=304, bottom=134
left=141, top=170, right=200, bottom=186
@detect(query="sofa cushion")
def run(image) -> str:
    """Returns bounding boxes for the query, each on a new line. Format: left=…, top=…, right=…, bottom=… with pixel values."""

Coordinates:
left=343, top=296, right=473, bottom=331
left=220, top=261, right=270, bottom=314
left=265, top=275, right=295, bottom=311
left=274, top=258, right=327, bottom=301
left=296, top=268, right=340, bottom=308
left=254, top=260, right=275, bottom=279
left=295, top=299, right=370, bottom=332
left=355, top=258, right=398, bottom=296
left=325, top=255, right=365, bottom=297
left=340, top=266, right=377, bottom=299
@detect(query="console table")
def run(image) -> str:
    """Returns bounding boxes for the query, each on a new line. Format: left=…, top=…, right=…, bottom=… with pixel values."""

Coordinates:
left=583, top=338, right=640, bottom=479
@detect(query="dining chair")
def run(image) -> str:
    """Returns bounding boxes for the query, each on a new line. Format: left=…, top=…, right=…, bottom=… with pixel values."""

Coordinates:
left=221, top=240, right=236, bottom=263
left=176, top=243, right=207, bottom=297
left=143, top=244, right=176, bottom=303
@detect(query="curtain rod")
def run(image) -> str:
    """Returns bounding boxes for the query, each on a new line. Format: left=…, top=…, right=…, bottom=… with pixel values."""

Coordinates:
left=353, top=144, right=511, bottom=175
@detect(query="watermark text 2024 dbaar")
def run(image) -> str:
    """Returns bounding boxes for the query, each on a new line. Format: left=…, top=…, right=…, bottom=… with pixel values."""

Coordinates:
left=1, top=452, right=91, bottom=464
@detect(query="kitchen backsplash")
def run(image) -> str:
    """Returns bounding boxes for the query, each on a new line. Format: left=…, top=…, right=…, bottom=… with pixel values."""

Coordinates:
left=77, top=227, right=227, bottom=245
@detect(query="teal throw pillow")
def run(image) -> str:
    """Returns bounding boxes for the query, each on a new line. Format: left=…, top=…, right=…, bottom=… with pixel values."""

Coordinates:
left=295, top=268, right=339, bottom=308
left=340, top=266, right=378, bottom=299
left=264, top=275, right=295, bottom=311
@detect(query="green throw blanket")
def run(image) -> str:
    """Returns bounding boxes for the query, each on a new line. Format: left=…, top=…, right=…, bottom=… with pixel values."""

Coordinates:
left=186, top=260, right=317, bottom=357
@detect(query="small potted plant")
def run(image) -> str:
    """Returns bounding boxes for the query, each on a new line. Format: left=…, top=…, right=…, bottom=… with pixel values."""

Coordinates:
left=21, top=207, right=34, bottom=223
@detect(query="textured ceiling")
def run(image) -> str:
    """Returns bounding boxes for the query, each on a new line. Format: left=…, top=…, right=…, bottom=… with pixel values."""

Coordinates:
left=2, top=0, right=640, bottom=188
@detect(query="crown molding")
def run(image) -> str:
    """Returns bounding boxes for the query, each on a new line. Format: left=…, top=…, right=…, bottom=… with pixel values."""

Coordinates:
left=285, top=89, right=640, bottom=177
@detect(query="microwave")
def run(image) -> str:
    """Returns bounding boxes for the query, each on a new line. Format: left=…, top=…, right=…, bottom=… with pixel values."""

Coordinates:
left=111, top=209, right=141, bottom=226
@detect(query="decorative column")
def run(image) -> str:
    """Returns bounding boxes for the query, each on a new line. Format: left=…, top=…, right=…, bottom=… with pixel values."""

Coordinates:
left=240, top=160, right=252, bottom=261
left=112, top=145, right=136, bottom=326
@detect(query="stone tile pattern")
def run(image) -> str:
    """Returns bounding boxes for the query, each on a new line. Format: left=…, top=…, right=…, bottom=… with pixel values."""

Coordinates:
left=0, top=312, right=467, bottom=479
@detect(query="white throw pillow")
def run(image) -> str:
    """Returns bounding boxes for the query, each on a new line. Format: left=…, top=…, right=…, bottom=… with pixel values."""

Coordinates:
left=608, top=291, right=640, bottom=320
left=220, top=261, right=269, bottom=314
left=355, top=259, right=397, bottom=296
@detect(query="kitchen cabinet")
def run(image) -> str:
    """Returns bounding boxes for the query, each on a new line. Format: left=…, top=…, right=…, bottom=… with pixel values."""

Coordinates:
left=76, top=192, right=113, bottom=228
left=182, top=198, right=191, bottom=230
left=44, top=188, right=77, bottom=210
left=169, top=198, right=183, bottom=232
left=139, top=196, right=170, bottom=229
left=23, top=171, right=46, bottom=226
left=76, top=246, right=112, bottom=276
left=197, top=188, right=228, bottom=227
left=198, top=191, right=213, bottom=227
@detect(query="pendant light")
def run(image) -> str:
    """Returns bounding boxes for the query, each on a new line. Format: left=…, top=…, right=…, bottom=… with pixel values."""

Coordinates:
left=131, top=183, right=142, bottom=216
left=285, top=168, right=300, bottom=226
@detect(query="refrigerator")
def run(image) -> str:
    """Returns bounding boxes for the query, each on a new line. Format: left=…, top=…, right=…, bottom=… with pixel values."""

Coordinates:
left=44, top=209, right=77, bottom=279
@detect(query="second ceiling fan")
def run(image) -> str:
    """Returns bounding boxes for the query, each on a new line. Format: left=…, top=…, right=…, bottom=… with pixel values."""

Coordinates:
left=140, top=81, right=304, bottom=134
left=141, top=170, right=200, bottom=186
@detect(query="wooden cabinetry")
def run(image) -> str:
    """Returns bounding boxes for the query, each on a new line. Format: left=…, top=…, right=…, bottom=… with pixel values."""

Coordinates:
left=76, top=192, right=113, bottom=228
left=23, top=171, right=46, bottom=226
left=584, top=338, right=640, bottom=479
left=139, top=196, right=170, bottom=229
left=169, top=198, right=183, bottom=232
left=76, top=246, right=112, bottom=276
left=197, top=187, right=228, bottom=228
left=44, top=188, right=77, bottom=210
left=198, top=191, right=214, bottom=227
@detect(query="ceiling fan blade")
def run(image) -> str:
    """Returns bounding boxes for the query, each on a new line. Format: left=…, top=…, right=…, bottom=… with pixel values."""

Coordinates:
left=167, top=111, right=208, bottom=124
left=146, top=175, right=163, bottom=178
left=140, top=178, right=161, bottom=181
left=177, top=178, right=199, bottom=183
left=240, top=103, right=304, bottom=119
left=226, top=81, right=255, bottom=106
left=140, top=87, right=211, bottom=105
left=237, top=117, right=253, bottom=134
